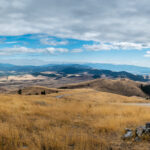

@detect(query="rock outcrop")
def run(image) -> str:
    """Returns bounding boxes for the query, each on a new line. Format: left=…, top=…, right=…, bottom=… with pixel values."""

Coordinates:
left=122, top=123, right=150, bottom=141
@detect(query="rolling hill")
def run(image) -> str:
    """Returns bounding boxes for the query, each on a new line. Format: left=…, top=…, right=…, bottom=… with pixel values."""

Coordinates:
left=59, top=78, right=149, bottom=98
left=1, top=63, right=150, bottom=96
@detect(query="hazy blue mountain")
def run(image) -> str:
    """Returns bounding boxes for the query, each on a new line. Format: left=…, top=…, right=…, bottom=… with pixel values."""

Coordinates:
left=1, top=63, right=150, bottom=75
left=84, top=63, right=150, bottom=75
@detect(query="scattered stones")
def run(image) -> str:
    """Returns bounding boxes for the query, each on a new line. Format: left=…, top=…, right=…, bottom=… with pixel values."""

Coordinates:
left=122, top=122, right=150, bottom=141
left=56, top=95, right=64, bottom=98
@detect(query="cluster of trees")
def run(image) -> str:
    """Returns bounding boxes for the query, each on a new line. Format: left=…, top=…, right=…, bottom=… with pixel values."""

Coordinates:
left=18, top=89, right=22, bottom=95
left=41, top=90, right=46, bottom=95
left=17, top=89, right=46, bottom=95
left=140, top=84, right=150, bottom=96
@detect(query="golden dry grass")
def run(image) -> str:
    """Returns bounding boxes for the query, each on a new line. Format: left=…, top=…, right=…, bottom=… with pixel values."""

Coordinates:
left=0, top=88, right=150, bottom=150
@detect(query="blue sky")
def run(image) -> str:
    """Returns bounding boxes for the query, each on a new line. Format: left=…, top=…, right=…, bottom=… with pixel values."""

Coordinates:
left=1, top=0, right=150, bottom=66
left=0, top=34, right=150, bottom=66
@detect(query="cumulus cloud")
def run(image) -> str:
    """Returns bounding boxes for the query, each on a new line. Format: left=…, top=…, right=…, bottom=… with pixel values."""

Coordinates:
left=1, top=0, right=150, bottom=44
left=46, top=47, right=68, bottom=53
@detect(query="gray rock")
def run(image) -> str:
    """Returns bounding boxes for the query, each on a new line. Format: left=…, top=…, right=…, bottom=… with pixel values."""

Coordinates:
left=146, top=122, right=150, bottom=129
left=122, top=123, right=150, bottom=141
left=122, top=129, right=133, bottom=140
left=136, top=126, right=146, bottom=137
left=145, top=128, right=150, bottom=134
left=134, top=136, right=141, bottom=142
left=125, top=128, right=131, bottom=132
left=144, top=123, right=150, bottom=134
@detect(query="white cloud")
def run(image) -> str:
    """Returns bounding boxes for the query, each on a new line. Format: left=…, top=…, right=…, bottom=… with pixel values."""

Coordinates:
left=0, top=47, right=44, bottom=55
left=5, top=41, right=18, bottom=44
left=84, top=42, right=150, bottom=51
left=0, top=0, right=150, bottom=44
left=46, top=47, right=68, bottom=54
left=144, top=51, right=150, bottom=57
left=71, top=49, right=83, bottom=53
left=0, top=46, right=69, bottom=55
left=84, top=43, right=114, bottom=51
left=40, top=38, right=68, bottom=46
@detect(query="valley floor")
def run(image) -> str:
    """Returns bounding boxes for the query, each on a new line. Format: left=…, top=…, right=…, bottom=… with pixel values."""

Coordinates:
left=0, top=89, right=150, bottom=150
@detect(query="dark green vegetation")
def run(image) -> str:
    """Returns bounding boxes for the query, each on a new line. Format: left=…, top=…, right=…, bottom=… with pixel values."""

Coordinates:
left=141, top=84, right=150, bottom=96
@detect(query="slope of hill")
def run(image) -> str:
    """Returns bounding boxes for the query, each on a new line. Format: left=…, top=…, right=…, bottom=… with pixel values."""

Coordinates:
left=59, top=78, right=148, bottom=98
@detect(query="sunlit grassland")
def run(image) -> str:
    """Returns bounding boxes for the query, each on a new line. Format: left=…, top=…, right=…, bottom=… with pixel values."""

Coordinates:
left=0, top=89, right=149, bottom=150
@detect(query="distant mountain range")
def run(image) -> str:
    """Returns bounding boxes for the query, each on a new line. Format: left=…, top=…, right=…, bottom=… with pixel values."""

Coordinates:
left=0, top=63, right=149, bottom=82
left=83, top=63, right=150, bottom=75
left=1, top=63, right=150, bottom=75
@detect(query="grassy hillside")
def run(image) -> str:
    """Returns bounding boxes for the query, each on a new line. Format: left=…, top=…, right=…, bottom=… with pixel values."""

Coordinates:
left=60, top=78, right=148, bottom=97
left=0, top=89, right=150, bottom=150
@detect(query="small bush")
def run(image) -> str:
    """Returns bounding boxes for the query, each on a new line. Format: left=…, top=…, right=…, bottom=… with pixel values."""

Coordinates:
left=17, top=89, right=22, bottom=95
left=41, top=90, right=46, bottom=95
